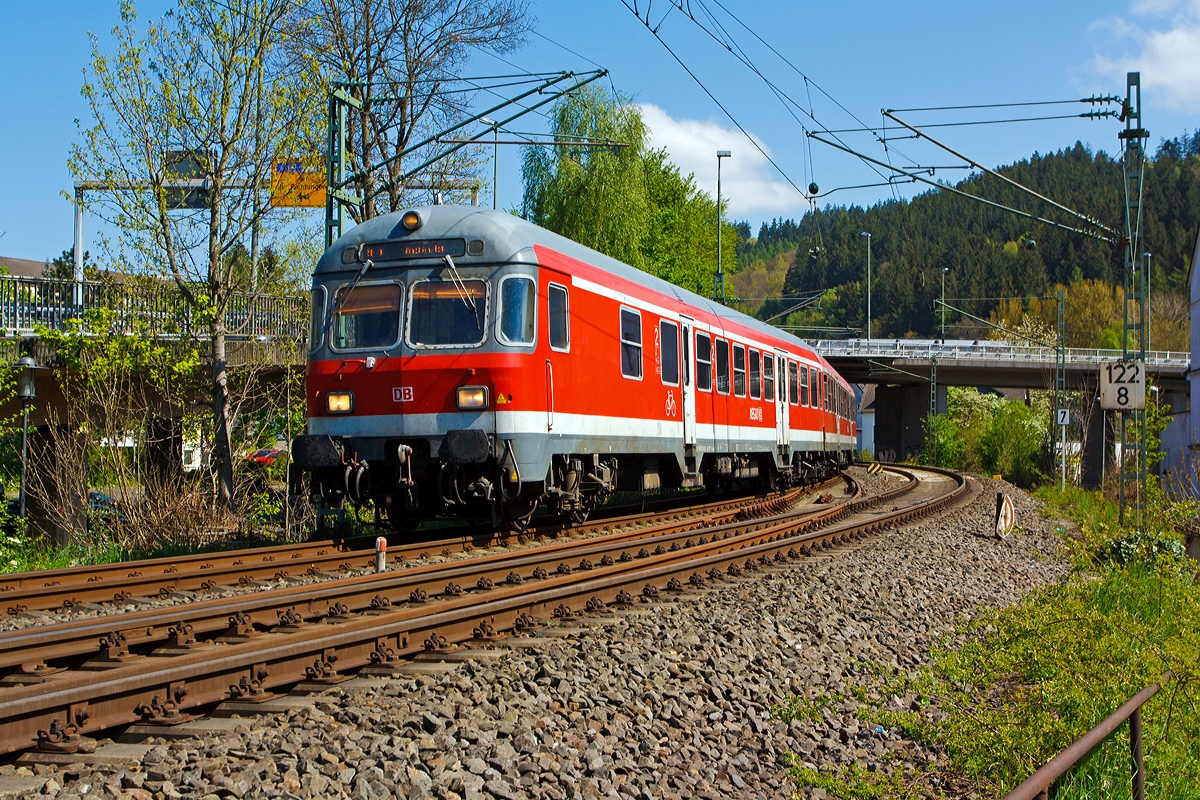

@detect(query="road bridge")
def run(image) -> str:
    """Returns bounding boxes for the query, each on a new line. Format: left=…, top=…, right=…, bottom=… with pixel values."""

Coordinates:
left=814, top=338, right=1189, bottom=484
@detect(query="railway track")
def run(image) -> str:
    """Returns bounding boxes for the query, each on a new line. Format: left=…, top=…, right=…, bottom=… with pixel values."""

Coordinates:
left=0, top=464, right=963, bottom=757
left=0, top=483, right=836, bottom=616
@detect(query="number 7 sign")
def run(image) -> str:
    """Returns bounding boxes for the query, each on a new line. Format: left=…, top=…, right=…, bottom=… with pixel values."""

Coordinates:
left=1099, top=360, right=1146, bottom=410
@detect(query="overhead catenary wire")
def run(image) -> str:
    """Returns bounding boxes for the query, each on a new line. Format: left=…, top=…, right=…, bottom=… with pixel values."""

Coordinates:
left=889, top=95, right=1122, bottom=113
left=883, top=111, right=1120, bottom=239
left=807, top=132, right=1117, bottom=244
left=823, top=111, right=1120, bottom=134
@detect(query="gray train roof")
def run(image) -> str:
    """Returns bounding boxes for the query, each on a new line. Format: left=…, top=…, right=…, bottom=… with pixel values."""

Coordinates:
left=319, top=205, right=825, bottom=367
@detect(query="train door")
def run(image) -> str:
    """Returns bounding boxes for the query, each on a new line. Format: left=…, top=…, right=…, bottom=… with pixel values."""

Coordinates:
left=775, top=352, right=789, bottom=451
left=544, top=272, right=572, bottom=433
left=680, top=316, right=697, bottom=449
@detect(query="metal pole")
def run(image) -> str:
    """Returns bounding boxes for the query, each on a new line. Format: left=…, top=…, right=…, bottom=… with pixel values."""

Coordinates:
left=715, top=151, right=730, bottom=303
left=1061, top=421, right=1067, bottom=491
left=1130, top=706, right=1145, bottom=800
left=941, top=268, right=947, bottom=341
left=1144, top=252, right=1151, bottom=352
left=493, top=122, right=499, bottom=210
left=18, top=401, right=30, bottom=519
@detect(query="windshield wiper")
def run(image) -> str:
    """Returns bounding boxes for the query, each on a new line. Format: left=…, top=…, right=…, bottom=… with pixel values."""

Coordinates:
left=327, top=256, right=373, bottom=331
left=442, top=255, right=477, bottom=315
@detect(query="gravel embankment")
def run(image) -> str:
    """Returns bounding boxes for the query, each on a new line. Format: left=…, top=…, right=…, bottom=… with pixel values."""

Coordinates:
left=2, top=470, right=1070, bottom=799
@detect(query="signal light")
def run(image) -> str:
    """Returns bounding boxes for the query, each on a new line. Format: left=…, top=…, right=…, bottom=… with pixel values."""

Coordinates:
left=456, top=386, right=488, bottom=410
left=326, top=391, right=354, bottom=414
left=401, top=210, right=423, bottom=231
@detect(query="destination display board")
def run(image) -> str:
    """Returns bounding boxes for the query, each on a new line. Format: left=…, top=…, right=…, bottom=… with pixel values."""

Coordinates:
left=1099, top=359, right=1146, bottom=410
left=359, top=238, right=467, bottom=262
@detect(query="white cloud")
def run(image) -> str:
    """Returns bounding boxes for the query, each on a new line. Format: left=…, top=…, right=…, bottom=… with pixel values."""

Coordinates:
left=637, top=103, right=805, bottom=218
left=1092, top=1, right=1200, bottom=111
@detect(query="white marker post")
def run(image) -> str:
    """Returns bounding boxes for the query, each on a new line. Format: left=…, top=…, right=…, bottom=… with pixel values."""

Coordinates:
left=375, top=537, right=387, bottom=573
left=1057, top=407, right=1069, bottom=491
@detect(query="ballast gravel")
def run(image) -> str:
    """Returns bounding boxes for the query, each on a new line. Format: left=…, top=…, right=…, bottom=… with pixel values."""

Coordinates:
left=7, top=469, right=1070, bottom=800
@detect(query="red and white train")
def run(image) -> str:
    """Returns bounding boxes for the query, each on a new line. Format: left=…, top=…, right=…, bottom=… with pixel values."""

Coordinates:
left=292, top=205, right=856, bottom=528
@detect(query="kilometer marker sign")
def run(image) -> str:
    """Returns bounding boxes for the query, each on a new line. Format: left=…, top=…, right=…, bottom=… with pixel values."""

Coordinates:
left=1099, top=359, right=1146, bottom=410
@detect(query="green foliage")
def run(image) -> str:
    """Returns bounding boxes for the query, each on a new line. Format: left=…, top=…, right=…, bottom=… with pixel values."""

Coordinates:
left=872, top=562, right=1200, bottom=798
left=1097, top=530, right=1187, bottom=569
left=521, top=86, right=737, bottom=296
left=923, top=387, right=1046, bottom=484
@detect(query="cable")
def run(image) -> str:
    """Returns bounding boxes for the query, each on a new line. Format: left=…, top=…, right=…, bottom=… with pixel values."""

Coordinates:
left=823, top=112, right=1120, bottom=134
left=891, top=96, right=1122, bottom=113
left=619, top=0, right=810, bottom=199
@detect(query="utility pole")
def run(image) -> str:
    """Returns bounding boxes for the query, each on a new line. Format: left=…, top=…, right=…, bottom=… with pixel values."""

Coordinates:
left=715, top=150, right=731, bottom=303
left=482, top=117, right=499, bottom=209
left=1056, top=287, right=1066, bottom=491
left=1119, top=71, right=1149, bottom=530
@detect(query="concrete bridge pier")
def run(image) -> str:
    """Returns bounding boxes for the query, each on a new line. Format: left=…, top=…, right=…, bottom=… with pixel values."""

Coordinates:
left=1081, top=398, right=1111, bottom=490
left=873, top=384, right=946, bottom=462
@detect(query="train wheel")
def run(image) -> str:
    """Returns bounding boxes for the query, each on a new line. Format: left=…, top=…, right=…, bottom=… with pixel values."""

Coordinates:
left=502, top=493, right=539, bottom=532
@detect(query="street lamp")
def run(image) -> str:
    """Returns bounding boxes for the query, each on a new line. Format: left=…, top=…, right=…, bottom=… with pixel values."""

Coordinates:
left=1142, top=252, right=1151, bottom=352
left=859, top=232, right=871, bottom=340
left=482, top=118, right=499, bottom=210
left=715, top=150, right=731, bottom=303
left=15, top=356, right=36, bottom=519
left=941, top=267, right=949, bottom=341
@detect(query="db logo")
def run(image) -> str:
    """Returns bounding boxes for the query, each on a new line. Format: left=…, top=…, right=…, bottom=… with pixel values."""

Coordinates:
left=392, top=387, right=414, bottom=402
left=665, top=391, right=677, bottom=417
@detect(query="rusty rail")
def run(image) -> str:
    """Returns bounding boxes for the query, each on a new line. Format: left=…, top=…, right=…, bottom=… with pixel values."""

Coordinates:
left=1003, top=674, right=1171, bottom=800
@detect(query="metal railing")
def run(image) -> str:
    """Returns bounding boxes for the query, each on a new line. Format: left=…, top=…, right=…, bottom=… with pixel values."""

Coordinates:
left=0, top=275, right=307, bottom=341
left=814, top=338, right=1189, bottom=369
left=1004, top=675, right=1169, bottom=800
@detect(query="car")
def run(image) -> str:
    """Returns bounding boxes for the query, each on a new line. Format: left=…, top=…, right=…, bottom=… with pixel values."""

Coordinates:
left=247, top=448, right=285, bottom=465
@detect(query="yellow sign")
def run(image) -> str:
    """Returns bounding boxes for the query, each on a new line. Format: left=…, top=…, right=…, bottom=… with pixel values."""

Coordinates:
left=271, top=159, right=326, bottom=208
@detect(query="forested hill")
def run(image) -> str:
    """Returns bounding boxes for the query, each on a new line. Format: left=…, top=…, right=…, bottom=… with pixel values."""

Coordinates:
left=732, top=131, right=1200, bottom=340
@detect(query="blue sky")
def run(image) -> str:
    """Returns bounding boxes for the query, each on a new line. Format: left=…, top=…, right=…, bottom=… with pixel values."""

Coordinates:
left=2, top=0, right=1198, bottom=262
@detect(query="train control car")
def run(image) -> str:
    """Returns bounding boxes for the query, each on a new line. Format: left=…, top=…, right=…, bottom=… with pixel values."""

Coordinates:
left=291, top=205, right=856, bottom=529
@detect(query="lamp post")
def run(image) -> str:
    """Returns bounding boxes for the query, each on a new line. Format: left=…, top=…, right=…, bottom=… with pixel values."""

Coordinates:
left=15, top=356, right=36, bottom=519
left=482, top=117, right=499, bottom=210
left=715, top=150, right=731, bottom=303
left=941, top=267, right=949, bottom=341
left=859, top=231, right=872, bottom=340
left=1142, top=252, right=1151, bottom=352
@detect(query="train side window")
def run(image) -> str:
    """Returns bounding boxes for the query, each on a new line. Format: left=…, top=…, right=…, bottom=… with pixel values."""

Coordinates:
left=620, top=307, right=642, bottom=380
left=733, top=344, right=746, bottom=397
left=763, top=354, right=774, bottom=400
left=715, top=339, right=730, bottom=394
left=800, top=364, right=809, bottom=406
left=548, top=283, right=569, bottom=352
left=497, top=276, right=536, bottom=346
left=696, top=333, right=712, bottom=391
left=749, top=350, right=761, bottom=400
left=332, top=282, right=404, bottom=350
left=788, top=361, right=799, bottom=406
left=683, top=329, right=691, bottom=386
left=308, top=285, right=326, bottom=353
left=809, top=367, right=818, bottom=407
left=660, top=320, right=679, bottom=386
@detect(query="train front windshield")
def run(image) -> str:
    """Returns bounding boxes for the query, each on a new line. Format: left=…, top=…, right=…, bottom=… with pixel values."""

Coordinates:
left=332, top=283, right=403, bottom=349
left=408, top=279, right=488, bottom=346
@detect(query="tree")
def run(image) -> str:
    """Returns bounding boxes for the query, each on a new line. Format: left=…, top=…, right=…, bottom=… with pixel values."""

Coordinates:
left=70, top=0, right=320, bottom=510
left=42, top=248, right=98, bottom=281
left=522, top=86, right=737, bottom=296
left=289, top=0, right=532, bottom=217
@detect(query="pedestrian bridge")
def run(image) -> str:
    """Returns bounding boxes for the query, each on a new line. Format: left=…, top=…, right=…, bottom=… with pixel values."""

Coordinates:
left=0, top=275, right=307, bottom=345
left=814, top=338, right=1189, bottom=393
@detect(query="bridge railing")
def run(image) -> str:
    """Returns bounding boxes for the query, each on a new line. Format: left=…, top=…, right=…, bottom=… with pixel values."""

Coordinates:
left=0, top=275, right=308, bottom=341
left=813, top=338, right=1189, bottom=368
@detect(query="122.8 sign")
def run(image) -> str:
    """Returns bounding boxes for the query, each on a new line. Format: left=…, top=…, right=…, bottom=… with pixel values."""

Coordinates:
left=1099, top=360, right=1146, bottom=410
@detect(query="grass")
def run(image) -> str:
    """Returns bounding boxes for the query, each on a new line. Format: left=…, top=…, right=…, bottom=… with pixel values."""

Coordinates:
left=785, top=483, right=1200, bottom=800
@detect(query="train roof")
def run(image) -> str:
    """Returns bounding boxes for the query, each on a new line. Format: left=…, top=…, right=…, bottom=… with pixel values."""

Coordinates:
left=320, top=204, right=832, bottom=375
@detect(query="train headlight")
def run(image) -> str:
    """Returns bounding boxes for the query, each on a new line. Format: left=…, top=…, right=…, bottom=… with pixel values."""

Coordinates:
left=456, top=386, right=488, bottom=410
left=326, top=391, right=354, bottom=414
left=401, top=210, right=423, bottom=231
